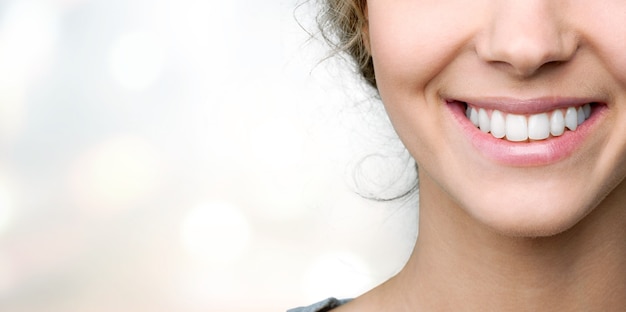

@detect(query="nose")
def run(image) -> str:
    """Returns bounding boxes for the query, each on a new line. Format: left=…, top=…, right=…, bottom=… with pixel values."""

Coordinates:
left=476, top=1, right=578, bottom=78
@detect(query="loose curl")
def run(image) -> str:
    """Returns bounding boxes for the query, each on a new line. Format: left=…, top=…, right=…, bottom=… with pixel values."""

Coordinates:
left=313, top=0, right=418, bottom=201
left=317, top=0, right=376, bottom=88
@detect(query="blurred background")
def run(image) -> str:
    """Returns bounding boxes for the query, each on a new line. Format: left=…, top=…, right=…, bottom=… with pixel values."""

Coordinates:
left=0, top=0, right=418, bottom=311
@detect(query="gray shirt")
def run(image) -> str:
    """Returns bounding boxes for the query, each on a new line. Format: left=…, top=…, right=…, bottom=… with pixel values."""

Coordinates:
left=287, top=298, right=351, bottom=312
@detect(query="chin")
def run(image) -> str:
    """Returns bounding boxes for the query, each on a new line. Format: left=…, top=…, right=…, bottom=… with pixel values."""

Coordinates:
left=482, top=214, right=581, bottom=238
left=466, top=190, right=595, bottom=238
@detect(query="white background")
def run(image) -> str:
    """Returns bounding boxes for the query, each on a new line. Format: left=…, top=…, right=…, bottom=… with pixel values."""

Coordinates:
left=0, top=0, right=418, bottom=311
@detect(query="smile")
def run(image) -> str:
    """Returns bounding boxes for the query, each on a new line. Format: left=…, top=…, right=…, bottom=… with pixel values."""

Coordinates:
left=446, top=98, right=608, bottom=166
left=464, top=103, right=593, bottom=142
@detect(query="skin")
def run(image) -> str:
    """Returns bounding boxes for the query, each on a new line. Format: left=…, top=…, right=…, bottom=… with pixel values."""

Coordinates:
left=334, top=0, right=626, bottom=311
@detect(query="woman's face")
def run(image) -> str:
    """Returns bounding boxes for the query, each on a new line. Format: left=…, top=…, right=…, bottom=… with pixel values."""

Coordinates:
left=366, top=0, right=626, bottom=236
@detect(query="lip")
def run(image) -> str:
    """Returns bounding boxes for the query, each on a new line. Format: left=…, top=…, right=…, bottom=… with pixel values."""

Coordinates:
left=445, top=99, right=608, bottom=167
left=454, top=96, right=601, bottom=115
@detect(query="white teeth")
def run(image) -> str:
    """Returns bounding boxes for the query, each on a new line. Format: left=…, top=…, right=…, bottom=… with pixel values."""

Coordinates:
left=528, top=113, right=550, bottom=140
left=577, top=107, right=585, bottom=125
left=465, top=103, right=593, bottom=142
left=478, top=108, right=490, bottom=133
left=490, top=110, right=506, bottom=139
left=506, top=114, right=528, bottom=141
left=565, top=107, right=578, bottom=131
left=550, top=110, right=565, bottom=136
left=470, top=107, right=479, bottom=126
left=583, top=103, right=591, bottom=119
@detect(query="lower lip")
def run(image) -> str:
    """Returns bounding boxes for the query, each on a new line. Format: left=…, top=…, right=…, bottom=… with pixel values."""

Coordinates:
left=446, top=101, right=607, bottom=167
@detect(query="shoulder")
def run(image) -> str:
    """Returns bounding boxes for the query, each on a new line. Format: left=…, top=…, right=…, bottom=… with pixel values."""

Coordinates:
left=287, top=298, right=352, bottom=312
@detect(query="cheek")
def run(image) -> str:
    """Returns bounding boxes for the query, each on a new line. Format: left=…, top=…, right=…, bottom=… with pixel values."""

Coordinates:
left=602, top=47, right=626, bottom=88
left=367, top=3, right=480, bottom=94
left=591, top=41, right=626, bottom=90
left=377, top=91, right=448, bottom=180
left=573, top=5, right=626, bottom=85
left=367, top=12, right=463, bottom=153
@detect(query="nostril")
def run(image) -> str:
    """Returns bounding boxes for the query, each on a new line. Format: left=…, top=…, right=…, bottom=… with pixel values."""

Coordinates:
left=475, top=4, right=579, bottom=79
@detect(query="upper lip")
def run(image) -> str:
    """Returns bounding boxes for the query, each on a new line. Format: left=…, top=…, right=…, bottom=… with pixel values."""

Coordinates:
left=447, top=96, right=604, bottom=115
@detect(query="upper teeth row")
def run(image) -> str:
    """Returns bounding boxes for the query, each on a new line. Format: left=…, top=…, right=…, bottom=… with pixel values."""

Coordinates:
left=465, top=104, right=591, bottom=142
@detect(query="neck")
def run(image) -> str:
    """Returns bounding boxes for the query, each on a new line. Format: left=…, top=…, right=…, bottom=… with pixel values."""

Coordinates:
left=386, top=171, right=626, bottom=311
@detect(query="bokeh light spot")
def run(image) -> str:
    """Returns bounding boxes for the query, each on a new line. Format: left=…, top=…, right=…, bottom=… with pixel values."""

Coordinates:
left=0, top=0, right=59, bottom=143
left=0, top=0, right=59, bottom=86
left=69, top=135, right=163, bottom=215
left=180, top=201, right=251, bottom=264
left=109, top=30, right=164, bottom=90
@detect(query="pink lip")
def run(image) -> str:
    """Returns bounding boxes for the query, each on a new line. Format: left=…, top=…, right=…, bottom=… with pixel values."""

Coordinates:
left=446, top=100, right=608, bottom=167
left=455, top=96, right=601, bottom=114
